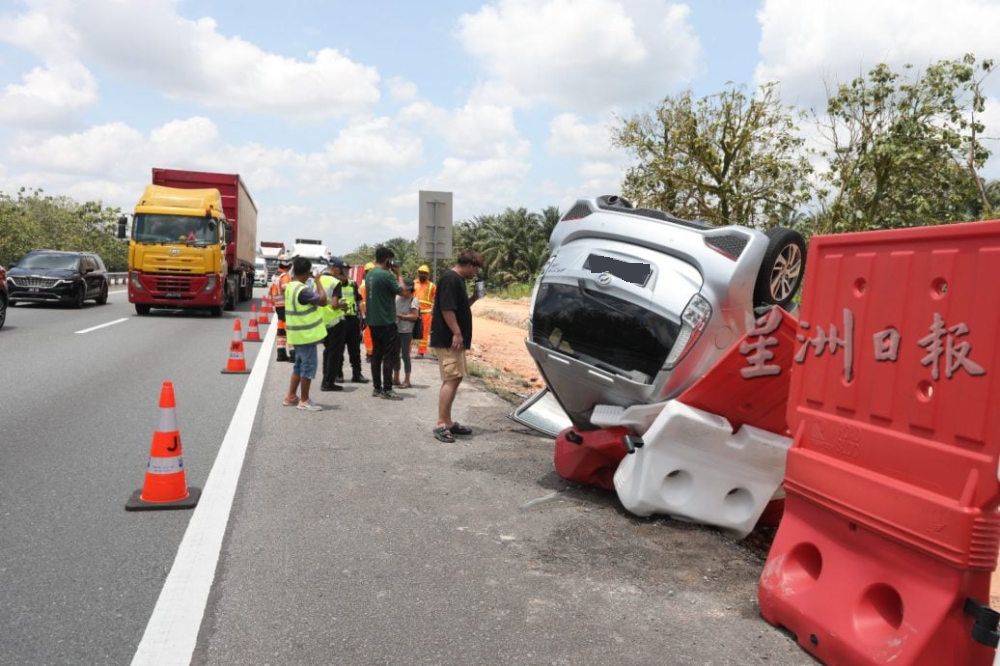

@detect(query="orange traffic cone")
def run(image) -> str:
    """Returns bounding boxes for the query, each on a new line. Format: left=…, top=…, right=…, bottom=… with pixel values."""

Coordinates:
left=246, top=306, right=262, bottom=342
left=126, top=381, right=201, bottom=511
left=259, top=296, right=271, bottom=324
left=261, top=294, right=274, bottom=315
left=276, top=318, right=289, bottom=362
left=222, top=320, right=252, bottom=374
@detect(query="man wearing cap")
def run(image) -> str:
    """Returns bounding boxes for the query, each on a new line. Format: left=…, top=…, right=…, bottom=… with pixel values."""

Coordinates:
left=334, top=260, right=368, bottom=383
left=270, top=254, right=293, bottom=362
left=317, top=259, right=347, bottom=392
left=413, top=264, right=436, bottom=358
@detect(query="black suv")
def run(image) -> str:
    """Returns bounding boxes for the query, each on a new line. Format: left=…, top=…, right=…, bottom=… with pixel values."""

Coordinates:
left=0, top=263, right=7, bottom=329
left=6, top=250, right=109, bottom=308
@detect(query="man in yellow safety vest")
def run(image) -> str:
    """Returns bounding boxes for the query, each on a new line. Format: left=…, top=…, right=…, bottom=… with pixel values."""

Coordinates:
left=283, top=257, right=328, bottom=411
left=270, top=255, right=293, bottom=362
left=413, top=264, right=436, bottom=358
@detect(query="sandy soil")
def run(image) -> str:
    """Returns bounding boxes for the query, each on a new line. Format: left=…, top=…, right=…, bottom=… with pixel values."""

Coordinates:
left=467, top=297, right=543, bottom=399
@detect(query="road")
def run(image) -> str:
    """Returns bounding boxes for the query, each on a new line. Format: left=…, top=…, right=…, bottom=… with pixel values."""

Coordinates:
left=0, top=287, right=811, bottom=665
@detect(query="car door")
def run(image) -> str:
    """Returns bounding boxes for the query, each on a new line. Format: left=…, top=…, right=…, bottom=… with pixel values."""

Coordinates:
left=82, top=256, right=97, bottom=297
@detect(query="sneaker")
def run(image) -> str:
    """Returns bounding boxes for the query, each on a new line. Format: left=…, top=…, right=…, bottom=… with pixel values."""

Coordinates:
left=282, top=397, right=299, bottom=407
left=372, top=389, right=383, bottom=398
left=381, top=390, right=404, bottom=401
left=351, top=375, right=370, bottom=383
left=320, top=384, right=344, bottom=392
left=296, top=399, right=322, bottom=411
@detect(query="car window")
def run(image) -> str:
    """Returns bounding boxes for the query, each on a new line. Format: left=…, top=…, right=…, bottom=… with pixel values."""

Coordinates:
left=82, top=257, right=95, bottom=272
left=93, top=255, right=107, bottom=271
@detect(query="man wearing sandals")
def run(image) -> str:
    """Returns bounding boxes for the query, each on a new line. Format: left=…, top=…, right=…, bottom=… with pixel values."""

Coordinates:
left=430, top=249, right=484, bottom=443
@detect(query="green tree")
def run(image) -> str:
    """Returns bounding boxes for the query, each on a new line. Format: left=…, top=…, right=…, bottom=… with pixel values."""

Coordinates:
left=814, top=55, right=995, bottom=233
left=612, top=82, right=813, bottom=228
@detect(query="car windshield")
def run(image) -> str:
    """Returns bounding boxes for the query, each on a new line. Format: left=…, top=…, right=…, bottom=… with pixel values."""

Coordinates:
left=18, top=254, right=80, bottom=270
left=531, top=283, right=680, bottom=381
left=133, top=213, right=220, bottom=245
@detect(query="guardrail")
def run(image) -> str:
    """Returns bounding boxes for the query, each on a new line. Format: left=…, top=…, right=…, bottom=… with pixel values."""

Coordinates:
left=107, top=272, right=128, bottom=285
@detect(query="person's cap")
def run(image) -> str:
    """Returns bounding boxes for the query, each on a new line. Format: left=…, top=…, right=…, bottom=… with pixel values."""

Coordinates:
left=328, top=256, right=348, bottom=269
left=364, top=261, right=375, bottom=270
left=417, top=264, right=430, bottom=273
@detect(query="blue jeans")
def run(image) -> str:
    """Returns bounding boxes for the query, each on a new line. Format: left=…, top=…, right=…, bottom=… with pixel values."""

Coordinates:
left=292, top=343, right=318, bottom=380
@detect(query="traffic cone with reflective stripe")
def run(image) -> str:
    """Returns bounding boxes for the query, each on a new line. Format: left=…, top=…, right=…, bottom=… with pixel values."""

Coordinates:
left=126, top=381, right=200, bottom=511
left=276, top=318, right=289, bottom=362
left=222, top=320, right=251, bottom=374
left=259, top=296, right=271, bottom=325
left=262, top=294, right=274, bottom=315
left=246, top=306, right=262, bottom=342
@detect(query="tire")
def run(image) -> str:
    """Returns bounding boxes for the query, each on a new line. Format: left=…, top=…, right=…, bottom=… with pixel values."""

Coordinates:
left=96, top=282, right=108, bottom=305
left=135, top=304, right=151, bottom=315
left=224, top=279, right=236, bottom=311
left=209, top=306, right=223, bottom=317
left=0, top=293, right=6, bottom=330
left=72, top=284, right=86, bottom=309
left=753, top=227, right=806, bottom=310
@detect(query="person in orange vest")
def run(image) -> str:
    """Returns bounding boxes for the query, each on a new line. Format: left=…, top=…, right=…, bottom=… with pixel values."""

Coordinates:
left=270, top=254, right=294, bottom=362
left=359, top=261, right=375, bottom=360
left=413, top=264, right=436, bottom=358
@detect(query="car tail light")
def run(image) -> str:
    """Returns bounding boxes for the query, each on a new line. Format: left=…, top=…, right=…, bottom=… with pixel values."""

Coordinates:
left=664, top=294, right=712, bottom=370
left=560, top=203, right=593, bottom=222
left=130, top=270, right=144, bottom=291
left=203, top=274, right=217, bottom=293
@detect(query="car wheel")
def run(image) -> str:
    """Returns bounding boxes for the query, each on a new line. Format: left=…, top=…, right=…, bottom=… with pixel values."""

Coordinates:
left=753, top=227, right=806, bottom=310
left=73, top=284, right=86, bottom=308
left=135, top=304, right=151, bottom=315
left=96, top=282, right=108, bottom=305
left=0, top=293, right=6, bottom=330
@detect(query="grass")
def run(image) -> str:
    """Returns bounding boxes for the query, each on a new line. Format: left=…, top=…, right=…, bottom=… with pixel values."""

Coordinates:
left=467, top=359, right=531, bottom=405
left=487, top=282, right=534, bottom=300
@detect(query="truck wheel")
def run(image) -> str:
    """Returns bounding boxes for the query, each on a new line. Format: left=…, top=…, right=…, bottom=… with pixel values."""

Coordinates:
left=135, top=304, right=151, bottom=315
left=753, top=227, right=806, bottom=310
left=210, top=306, right=223, bottom=317
left=224, top=280, right=236, bottom=311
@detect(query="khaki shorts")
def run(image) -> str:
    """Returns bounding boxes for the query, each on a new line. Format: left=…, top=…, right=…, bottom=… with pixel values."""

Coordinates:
left=435, top=346, right=467, bottom=381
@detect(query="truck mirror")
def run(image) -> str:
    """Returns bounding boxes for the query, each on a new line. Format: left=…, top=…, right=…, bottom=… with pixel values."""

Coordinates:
left=117, top=215, right=128, bottom=239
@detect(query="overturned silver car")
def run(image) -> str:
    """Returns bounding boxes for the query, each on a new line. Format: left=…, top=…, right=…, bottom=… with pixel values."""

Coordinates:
left=521, top=195, right=805, bottom=432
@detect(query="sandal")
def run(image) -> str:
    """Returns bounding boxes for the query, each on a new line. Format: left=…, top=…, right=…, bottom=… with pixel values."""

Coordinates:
left=399, top=381, right=412, bottom=389
left=433, top=426, right=456, bottom=443
left=449, top=422, right=473, bottom=436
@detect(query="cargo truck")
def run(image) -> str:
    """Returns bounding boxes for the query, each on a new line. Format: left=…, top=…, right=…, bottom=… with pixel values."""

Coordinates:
left=259, top=240, right=286, bottom=282
left=118, top=168, right=258, bottom=316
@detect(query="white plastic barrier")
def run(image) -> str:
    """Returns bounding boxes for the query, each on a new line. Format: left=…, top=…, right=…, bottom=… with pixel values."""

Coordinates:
left=613, top=401, right=791, bottom=539
left=590, top=402, right=666, bottom=434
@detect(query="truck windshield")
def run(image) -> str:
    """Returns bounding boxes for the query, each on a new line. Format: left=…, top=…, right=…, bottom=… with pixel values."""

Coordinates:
left=133, top=214, right=220, bottom=245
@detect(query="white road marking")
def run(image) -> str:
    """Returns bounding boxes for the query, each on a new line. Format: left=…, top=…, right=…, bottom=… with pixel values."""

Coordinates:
left=131, top=320, right=277, bottom=666
left=75, top=318, right=128, bottom=334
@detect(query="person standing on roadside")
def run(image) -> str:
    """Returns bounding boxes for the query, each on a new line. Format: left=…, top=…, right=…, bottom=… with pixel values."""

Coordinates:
left=393, top=278, right=420, bottom=389
left=359, top=261, right=375, bottom=360
left=283, top=257, right=328, bottom=411
left=413, top=265, right=436, bottom=359
left=333, top=260, right=368, bottom=384
left=364, top=247, right=405, bottom=400
left=430, top=249, right=483, bottom=442
left=270, top=254, right=293, bottom=362
left=317, top=260, right=346, bottom=392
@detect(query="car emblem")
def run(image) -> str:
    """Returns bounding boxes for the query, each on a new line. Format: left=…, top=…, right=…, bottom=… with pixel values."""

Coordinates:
left=597, top=272, right=613, bottom=286
left=168, top=248, right=181, bottom=257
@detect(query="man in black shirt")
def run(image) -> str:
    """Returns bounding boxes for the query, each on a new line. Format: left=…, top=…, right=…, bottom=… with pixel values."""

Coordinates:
left=430, top=249, right=484, bottom=443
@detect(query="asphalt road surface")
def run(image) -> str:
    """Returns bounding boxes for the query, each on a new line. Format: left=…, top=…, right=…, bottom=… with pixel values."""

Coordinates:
left=0, top=287, right=813, bottom=665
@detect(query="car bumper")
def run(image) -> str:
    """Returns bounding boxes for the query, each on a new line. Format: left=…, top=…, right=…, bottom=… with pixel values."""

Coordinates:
left=8, top=283, right=79, bottom=302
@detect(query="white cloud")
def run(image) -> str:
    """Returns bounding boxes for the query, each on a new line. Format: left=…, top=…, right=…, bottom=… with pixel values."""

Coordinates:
left=546, top=113, right=623, bottom=159
left=10, top=122, right=143, bottom=175
left=0, top=0, right=381, bottom=120
left=0, top=62, right=97, bottom=129
left=415, top=155, right=532, bottom=216
left=755, top=0, right=1000, bottom=110
left=387, top=76, right=419, bottom=102
left=457, top=0, right=700, bottom=110
left=326, top=117, right=423, bottom=169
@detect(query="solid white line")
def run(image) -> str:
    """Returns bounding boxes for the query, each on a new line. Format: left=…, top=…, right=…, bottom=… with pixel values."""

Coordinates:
left=75, top=318, right=128, bottom=334
left=131, top=320, right=276, bottom=666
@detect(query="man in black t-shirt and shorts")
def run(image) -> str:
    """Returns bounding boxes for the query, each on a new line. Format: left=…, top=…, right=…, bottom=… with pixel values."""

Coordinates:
left=429, top=249, right=484, bottom=443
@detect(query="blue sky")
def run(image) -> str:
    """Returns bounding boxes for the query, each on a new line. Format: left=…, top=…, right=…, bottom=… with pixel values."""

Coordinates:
left=1, top=0, right=997, bottom=255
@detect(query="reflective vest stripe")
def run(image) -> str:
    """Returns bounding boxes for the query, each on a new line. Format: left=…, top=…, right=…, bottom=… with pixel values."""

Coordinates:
left=318, top=274, right=345, bottom=327
left=414, top=281, right=435, bottom=313
left=341, top=284, right=358, bottom=316
left=284, top=282, right=327, bottom=345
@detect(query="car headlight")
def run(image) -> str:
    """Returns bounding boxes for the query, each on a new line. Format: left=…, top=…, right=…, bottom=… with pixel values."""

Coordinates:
left=203, top=275, right=217, bottom=293
left=664, top=293, right=712, bottom=370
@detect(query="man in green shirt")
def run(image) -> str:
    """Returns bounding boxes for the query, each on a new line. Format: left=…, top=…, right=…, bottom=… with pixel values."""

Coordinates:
left=364, top=246, right=405, bottom=399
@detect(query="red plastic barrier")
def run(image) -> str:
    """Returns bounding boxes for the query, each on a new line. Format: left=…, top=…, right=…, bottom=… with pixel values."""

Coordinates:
left=678, top=306, right=797, bottom=436
left=553, top=426, right=628, bottom=491
left=759, top=220, right=1000, bottom=665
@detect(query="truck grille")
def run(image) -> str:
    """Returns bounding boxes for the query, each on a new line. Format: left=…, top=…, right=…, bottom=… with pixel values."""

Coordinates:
left=152, top=276, right=195, bottom=292
left=11, top=276, right=60, bottom=288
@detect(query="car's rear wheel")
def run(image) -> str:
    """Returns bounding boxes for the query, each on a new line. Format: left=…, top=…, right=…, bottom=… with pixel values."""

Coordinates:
left=135, top=304, right=151, bottom=315
left=0, top=293, right=7, bottom=330
left=72, top=284, right=86, bottom=309
left=96, top=282, right=108, bottom=305
left=753, top=227, right=806, bottom=310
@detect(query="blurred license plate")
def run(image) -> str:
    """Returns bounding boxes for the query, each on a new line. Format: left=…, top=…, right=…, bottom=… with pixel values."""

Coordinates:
left=165, top=293, right=182, bottom=298
left=29, top=287, right=39, bottom=292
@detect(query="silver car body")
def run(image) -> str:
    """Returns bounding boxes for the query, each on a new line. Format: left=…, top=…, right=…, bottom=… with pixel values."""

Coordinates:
left=526, top=196, right=772, bottom=430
